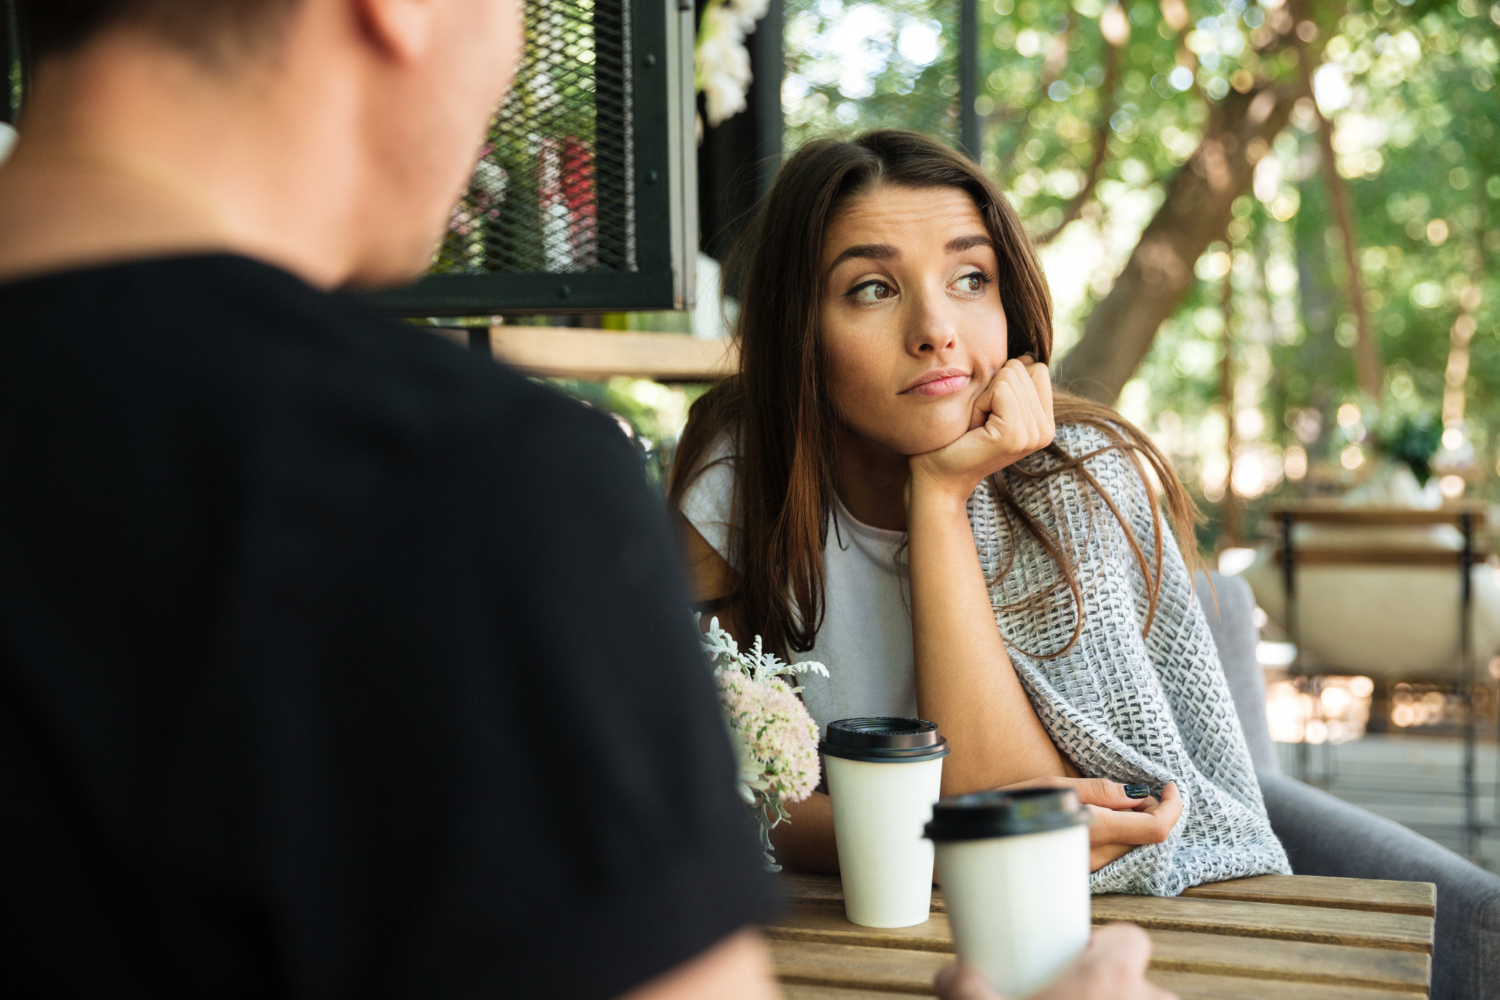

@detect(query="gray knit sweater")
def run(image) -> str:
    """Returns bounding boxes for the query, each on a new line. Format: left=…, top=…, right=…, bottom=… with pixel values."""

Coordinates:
left=969, top=422, right=1291, bottom=896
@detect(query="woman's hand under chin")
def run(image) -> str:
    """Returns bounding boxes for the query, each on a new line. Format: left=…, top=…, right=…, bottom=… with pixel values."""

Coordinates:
left=908, top=356, right=1055, bottom=506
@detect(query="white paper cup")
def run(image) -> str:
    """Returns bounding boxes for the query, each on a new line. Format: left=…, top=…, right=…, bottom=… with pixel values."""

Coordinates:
left=820, top=718, right=950, bottom=928
left=925, top=787, right=1092, bottom=998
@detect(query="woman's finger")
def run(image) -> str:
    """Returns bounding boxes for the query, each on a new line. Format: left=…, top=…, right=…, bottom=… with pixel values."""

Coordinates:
left=1027, top=361, right=1055, bottom=439
left=1070, top=777, right=1158, bottom=810
left=1089, top=783, right=1183, bottom=847
left=1008, top=361, right=1044, bottom=443
left=997, top=361, right=1040, bottom=446
left=1086, top=805, right=1177, bottom=847
left=986, top=379, right=1024, bottom=442
left=969, top=368, right=1005, bottom=432
left=1005, top=776, right=1155, bottom=811
left=1009, top=359, right=1050, bottom=448
left=1143, top=782, right=1184, bottom=830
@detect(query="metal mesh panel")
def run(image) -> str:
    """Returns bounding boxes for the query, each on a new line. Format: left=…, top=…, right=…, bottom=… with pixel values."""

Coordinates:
left=436, top=0, right=636, bottom=277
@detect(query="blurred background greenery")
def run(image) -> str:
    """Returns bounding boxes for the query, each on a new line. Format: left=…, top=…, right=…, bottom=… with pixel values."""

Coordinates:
left=549, top=0, right=1500, bottom=552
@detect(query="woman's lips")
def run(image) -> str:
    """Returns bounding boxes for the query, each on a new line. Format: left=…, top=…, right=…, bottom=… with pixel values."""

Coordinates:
left=902, top=368, right=970, bottom=397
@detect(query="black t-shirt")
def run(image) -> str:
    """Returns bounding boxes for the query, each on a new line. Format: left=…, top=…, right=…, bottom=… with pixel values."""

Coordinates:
left=0, top=255, right=777, bottom=998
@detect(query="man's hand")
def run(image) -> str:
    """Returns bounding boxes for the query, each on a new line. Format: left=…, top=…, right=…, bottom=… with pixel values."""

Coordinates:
left=909, top=357, right=1054, bottom=505
left=934, top=924, right=1177, bottom=1000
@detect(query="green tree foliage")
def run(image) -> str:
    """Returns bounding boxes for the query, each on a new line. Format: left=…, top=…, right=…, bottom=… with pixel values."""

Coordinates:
left=783, top=0, right=1500, bottom=543
left=782, top=0, right=962, bottom=145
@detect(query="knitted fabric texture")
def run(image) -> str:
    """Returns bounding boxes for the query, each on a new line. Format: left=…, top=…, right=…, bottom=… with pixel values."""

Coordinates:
left=969, top=422, right=1291, bottom=896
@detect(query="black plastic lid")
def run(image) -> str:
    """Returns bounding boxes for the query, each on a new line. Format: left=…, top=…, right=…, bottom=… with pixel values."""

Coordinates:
left=819, top=718, right=951, bottom=763
left=924, top=787, right=1090, bottom=842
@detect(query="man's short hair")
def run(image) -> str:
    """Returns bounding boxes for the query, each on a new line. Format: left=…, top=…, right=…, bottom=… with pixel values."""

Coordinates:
left=18, top=0, right=302, bottom=62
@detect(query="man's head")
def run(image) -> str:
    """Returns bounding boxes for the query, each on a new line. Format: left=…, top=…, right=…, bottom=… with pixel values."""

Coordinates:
left=7, top=0, right=524, bottom=286
left=19, top=1, right=302, bottom=65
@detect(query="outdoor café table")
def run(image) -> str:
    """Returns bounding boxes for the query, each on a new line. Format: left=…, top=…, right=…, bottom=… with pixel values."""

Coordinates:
left=768, top=872, right=1436, bottom=1000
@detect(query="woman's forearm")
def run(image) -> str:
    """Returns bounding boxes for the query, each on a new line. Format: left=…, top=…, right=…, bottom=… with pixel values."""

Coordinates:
left=906, top=484, right=1068, bottom=795
left=770, top=791, right=839, bottom=874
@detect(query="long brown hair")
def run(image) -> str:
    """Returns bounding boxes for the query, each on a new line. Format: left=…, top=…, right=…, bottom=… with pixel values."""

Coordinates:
left=671, top=130, right=1200, bottom=659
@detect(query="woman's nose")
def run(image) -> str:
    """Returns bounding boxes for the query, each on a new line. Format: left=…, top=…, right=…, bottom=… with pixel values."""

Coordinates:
left=904, top=290, right=959, bottom=356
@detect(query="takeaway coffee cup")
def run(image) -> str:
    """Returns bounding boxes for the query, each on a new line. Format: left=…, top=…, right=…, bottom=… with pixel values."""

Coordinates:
left=924, top=787, right=1092, bottom=998
left=819, top=717, right=950, bottom=928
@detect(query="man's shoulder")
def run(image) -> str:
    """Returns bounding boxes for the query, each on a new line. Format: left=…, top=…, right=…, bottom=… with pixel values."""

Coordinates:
left=0, top=252, right=626, bottom=472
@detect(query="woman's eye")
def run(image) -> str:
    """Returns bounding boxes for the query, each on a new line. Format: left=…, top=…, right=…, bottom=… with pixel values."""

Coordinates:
left=848, top=280, right=894, bottom=303
left=956, top=272, right=989, bottom=294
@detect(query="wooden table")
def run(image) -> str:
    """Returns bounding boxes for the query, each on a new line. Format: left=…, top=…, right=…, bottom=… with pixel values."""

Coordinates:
left=768, top=873, right=1435, bottom=999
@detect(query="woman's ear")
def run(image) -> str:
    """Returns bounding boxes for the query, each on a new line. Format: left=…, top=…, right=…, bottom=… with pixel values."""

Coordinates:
left=354, top=0, right=435, bottom=62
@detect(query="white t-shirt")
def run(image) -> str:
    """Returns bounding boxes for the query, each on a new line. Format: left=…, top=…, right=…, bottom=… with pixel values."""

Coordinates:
left=679, top=438, right=918, bottom=733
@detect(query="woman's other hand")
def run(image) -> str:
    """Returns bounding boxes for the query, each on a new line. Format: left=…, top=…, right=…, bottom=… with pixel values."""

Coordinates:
left=1002, top=778, right=1183, bottom=872
left=909, top=356, right=1054, bottom=503
left=934, top=924, right=1176, bottom=1000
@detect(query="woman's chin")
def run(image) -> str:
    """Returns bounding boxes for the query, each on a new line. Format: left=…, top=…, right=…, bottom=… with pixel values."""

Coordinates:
left=898, top=421, right=974, bottom=458
left=890, top=400, right=974, bottom=454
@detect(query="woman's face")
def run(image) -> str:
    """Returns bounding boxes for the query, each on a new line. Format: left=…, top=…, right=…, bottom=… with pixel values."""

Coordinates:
left=819, top=184, right=1010, bottom=458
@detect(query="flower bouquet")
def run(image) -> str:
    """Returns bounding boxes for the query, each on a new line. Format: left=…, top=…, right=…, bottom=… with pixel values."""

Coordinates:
left=699, top=616, right=827, bottom=871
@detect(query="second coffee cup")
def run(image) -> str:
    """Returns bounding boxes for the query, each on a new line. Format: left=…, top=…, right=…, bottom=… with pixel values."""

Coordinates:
left=925, top=786, right=1092, bottom=998
left=820, top=717, right=950, bottom=928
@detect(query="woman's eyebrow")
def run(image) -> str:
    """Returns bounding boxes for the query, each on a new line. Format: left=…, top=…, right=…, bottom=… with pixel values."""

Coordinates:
left=826, top=243, right=900, bottom=273
left=946, top=234, right=994, bottom=253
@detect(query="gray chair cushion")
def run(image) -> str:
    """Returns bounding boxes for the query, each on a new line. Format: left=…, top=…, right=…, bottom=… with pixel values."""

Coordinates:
left=1189, top=573, right=1500, bottom=998
left=1261, top=770, right=1500, bottom=1000
left=1195, top=570, right=1279, bottom=774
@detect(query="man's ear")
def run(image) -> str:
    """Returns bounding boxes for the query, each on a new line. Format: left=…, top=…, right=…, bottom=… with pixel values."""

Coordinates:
left=355, top=0, right=435, bottom=62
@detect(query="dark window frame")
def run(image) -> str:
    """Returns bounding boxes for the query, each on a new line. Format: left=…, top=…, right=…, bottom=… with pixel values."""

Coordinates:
left=368, top=0, right=700, bottom=317
left=0, top=0, right=699, bottom=316
left=959, top=0, right=980, bottom=159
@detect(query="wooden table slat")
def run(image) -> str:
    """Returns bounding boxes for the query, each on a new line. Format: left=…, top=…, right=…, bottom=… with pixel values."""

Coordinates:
left=772, top=940, right=1425, bottom=999
left=784, top=873, right=1437, bottom=918
left=1180, top=875, right=1436, bottom=917
left=774, top=873, right=1433, bottom=998
left=780, top=875, right=1434, bottom=953
left=771, top=938, right=945, bottom=995
left=783, top=873, right=852, bottom=907
left=1145, top=929, right=1428, bottom=993
left=767, top=903, right=1429, bottom=993
left=1091, top=895, right=1433, bottom=954
left=783, top=984, right=1423, bottom=1000
left=783, top=980, right=1426, bottom=1000
left=767, top=902, right=952, bottom=953
left=781, top=986, right=913, bottom=1000
left=1151, top=970, right=1430, bottom=1000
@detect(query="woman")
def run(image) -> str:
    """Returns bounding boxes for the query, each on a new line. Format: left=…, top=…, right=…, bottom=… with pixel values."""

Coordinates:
left=672, top=131, right=1288, bottom=895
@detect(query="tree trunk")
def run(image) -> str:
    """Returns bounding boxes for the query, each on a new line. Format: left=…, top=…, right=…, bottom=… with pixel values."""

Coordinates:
left=1055, top=84, right=1300, bottom=404
left=1297, top=36, right=1382, bottom=401
left=1219, top=270, right=1242, bottom=546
